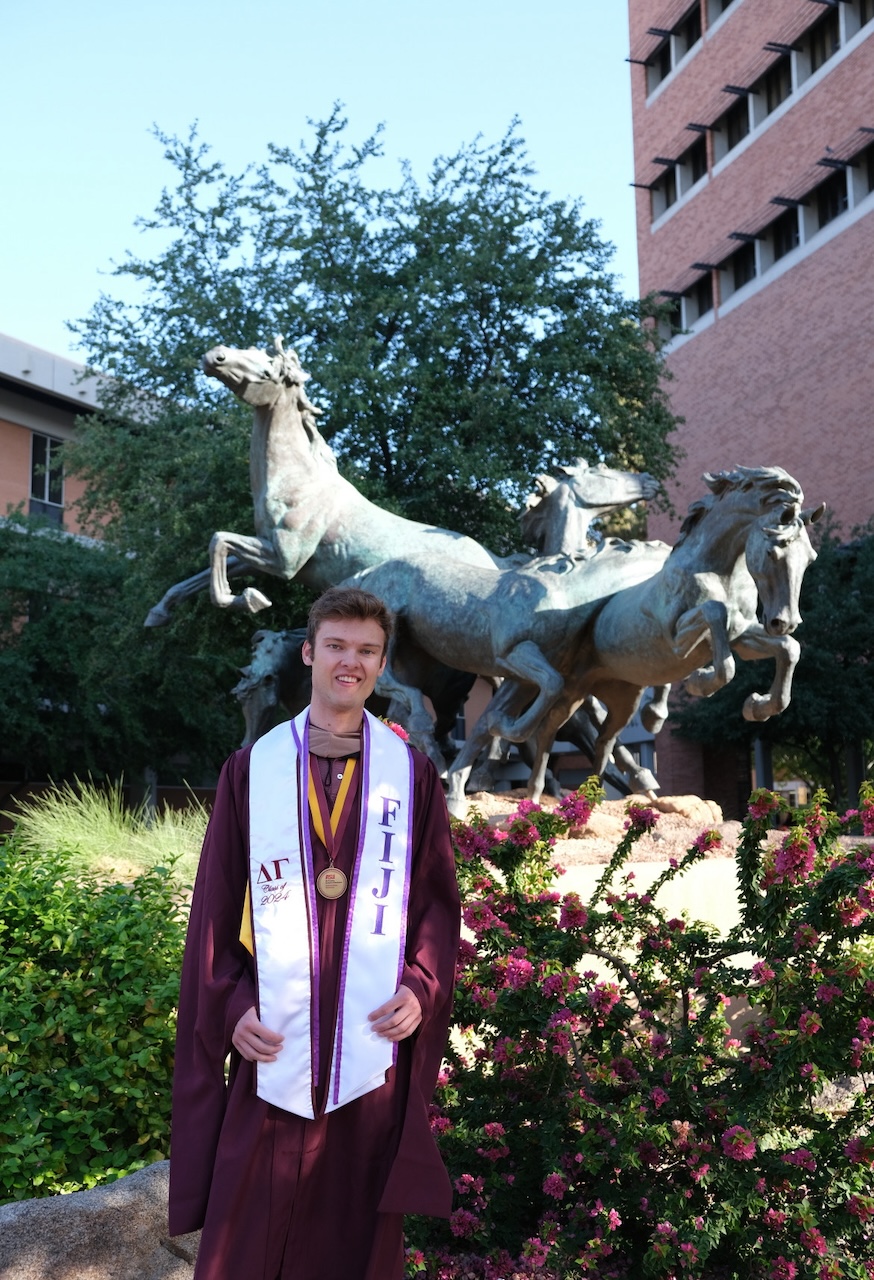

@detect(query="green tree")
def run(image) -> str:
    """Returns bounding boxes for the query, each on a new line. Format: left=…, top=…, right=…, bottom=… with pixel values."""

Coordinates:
left=0, top=513, right=243, bottom=781
left=672, top=520, right=874, bottom=803
left=45, top=110, right=679, bottom=778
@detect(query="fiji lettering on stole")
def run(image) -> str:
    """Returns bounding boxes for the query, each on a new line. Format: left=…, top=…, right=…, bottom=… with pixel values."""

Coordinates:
left=372, top=794, right=401, bottom=935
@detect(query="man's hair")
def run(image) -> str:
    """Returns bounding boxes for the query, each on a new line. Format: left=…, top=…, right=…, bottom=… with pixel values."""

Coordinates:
left=305, top=586, right=394, bottom=653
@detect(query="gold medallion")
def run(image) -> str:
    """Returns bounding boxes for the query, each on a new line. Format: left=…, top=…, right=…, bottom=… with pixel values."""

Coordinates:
left=316, top=866, right=348, bottom=900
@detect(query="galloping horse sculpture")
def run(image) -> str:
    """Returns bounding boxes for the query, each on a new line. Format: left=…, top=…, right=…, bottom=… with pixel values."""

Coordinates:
left=145, top=340, right=503, bottom=626
left=345, top=467, right=823, bottom=811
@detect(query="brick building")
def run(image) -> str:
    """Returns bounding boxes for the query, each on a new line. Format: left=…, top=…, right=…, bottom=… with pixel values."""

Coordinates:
left=0, top=331, right=98, bottom=530
left=628, top=0, right=874, bottom=808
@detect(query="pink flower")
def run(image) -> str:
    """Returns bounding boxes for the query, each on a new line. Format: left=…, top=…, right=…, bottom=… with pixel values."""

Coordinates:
left=625, top=804, right=659, bottom=832
left=837, top=895, right=867, bottom=927
left=752, top=961, right=776, bottom=983
left=542, top=1172, right=567, bottom=1200
left=782, top=1147, right=817, bottom=1172
left=800, top=1228, right=827, bottom=1256
left=815, top=982, right=842, bottom=1004
left=799, top=1009, right=822, bottom=1036
left=588, top=981, right=621, bottom=1017
left=770, top=1259, right=797, bottom=1280
left=379, top=718, right=410, bottom=741
left=559, top=892, right=588, bottom=930
left=557, top=790, right=593, bottom=829
left=847, top=1193, right=874, bottom=1222
left=773, top=831, right=815, bottom=885
left=449, top=1208, right=481, bottom=1238
left=693, top=828, right=723, bottom=853
left=748, top=789, right=781, bottom=820
left=650, top=1087, right=670, bottom=1110
left=721, top=1125, right=756, bottom=1161
left=862, top=797, right=874, bottom=837
left=844, top=1136, right=874, bottom=1165
left=793, top=924, right=819, bottom=950
left=504, top=957, right=535, bottom=990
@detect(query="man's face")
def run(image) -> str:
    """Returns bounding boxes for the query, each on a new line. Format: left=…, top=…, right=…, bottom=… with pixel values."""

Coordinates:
left=301, top=616, right=387, bottom=724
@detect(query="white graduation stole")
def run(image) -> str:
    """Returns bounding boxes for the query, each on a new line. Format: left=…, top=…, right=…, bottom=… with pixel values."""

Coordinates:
left=247, top=709, right=414, bottom=1118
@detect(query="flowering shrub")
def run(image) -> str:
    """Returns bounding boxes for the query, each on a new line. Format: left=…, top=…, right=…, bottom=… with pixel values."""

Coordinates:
left=407, top=780, right=874, bottom=1278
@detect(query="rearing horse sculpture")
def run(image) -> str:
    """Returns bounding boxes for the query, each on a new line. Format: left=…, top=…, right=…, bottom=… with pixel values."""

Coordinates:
left=145, top=340, right=504, bottom=626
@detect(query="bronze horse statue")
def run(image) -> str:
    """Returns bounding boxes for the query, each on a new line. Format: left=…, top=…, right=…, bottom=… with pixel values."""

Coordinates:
left=145, top=345, right=667, bottom=628
left=145, top=340, right=504, bottom=626
left=343, top=467, right=823, bottom=811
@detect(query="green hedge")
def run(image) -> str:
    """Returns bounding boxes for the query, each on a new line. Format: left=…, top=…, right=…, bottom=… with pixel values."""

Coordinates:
left=0, top=837, right=186, bottom=1201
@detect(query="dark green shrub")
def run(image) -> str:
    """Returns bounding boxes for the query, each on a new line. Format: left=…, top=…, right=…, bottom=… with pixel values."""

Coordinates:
left=0, top=836, right=186, bottom=1201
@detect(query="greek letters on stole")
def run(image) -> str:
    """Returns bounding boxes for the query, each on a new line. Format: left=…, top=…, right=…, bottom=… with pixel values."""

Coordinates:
left=247, top=709, right=414, bottom=1118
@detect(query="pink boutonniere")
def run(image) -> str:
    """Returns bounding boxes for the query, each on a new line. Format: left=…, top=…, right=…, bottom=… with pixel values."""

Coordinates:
left=380, top=717, right=410, bottom=742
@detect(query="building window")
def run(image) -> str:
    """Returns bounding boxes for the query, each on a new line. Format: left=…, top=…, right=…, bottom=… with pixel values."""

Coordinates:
left=707, top=0, right=738, bottom=21
left=658, top=273, right=713, bottom=343
left=30, top=433, right=65, bottom=524
left=657, top=298, right=683, bottom=343
left=802, top=7, right=841, bottom=77
left=720, top=241, right=757, bottom=299
left=651, top=167, right=678, bottom=220
left=714, top=96, right=750, bottom=162
left=676, top=4, right=702, bottom=53
left=752, top=56, right=793, bottom=126
left=852, top=141, right=874, bottom=201
left=815, top=168, right=849, bottom=229
left=760, top=207, right=801, bottom=270
left=688, top=273, right=714, bottom=321
left=678, top=135, right=708, bottom=194
left=846, top=0, right=874, bottom=35
left=646, top=3, right=703, bottom=94
left=771, top=207, right=800, bottom=262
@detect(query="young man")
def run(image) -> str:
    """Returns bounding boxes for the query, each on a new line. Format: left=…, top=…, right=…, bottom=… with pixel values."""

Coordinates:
left=169, top=587, right=460, bottom=1280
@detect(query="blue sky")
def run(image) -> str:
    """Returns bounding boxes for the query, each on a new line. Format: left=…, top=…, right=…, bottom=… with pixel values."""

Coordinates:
left=1, top=2, right=638, bottom=361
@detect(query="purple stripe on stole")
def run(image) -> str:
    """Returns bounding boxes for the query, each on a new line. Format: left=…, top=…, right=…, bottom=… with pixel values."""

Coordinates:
left=392, top=744, right=415, bottom=1070
left=292, top=714, right=320, bottom=1097
left=331, top=713, right=372, bottom=1105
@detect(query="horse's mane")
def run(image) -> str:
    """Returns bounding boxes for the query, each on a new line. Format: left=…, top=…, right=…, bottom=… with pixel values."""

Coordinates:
left=271, top=341, right=338, bottom=471
left=673, top=466, right=803, bottom=548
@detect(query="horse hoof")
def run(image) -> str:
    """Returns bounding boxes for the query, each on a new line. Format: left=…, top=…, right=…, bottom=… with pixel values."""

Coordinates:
left=143, top=606, right=171, bottom=628
left=743, top=694, right=774, bottom=722
left=640, top=705, right=666, bottom=735
left=447, top=794, right=468, bottom=820
left=234, top=588, right=273, bottom=614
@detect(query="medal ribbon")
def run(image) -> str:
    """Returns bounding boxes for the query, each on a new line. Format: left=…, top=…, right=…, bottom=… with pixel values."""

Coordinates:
left=308, top=757, right=357, bottom=859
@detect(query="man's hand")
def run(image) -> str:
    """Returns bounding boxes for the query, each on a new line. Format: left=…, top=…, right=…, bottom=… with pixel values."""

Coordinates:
left=368, top=983, right=423, bottom=1042
left=232, top=1006, right=284, bottom=1062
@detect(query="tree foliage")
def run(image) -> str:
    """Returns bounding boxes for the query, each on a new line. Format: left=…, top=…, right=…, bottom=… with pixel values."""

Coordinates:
left=673, top=520, right=874, bottom=802
left=0, top=514, right=244, bottom=780
left=70, top=109, right=678, bottom=554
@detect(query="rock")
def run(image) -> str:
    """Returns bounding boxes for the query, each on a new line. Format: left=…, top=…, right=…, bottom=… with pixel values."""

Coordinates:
left=0, top=1162, right=199, bottom=1280
left=653, top=794, right=723, bottom=825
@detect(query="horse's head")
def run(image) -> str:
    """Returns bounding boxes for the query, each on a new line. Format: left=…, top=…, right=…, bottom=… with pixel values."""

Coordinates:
left=520, top=458, right=659, bottom=556
left=560, top=458, right=660, bottom=509
left=745, top=501, right=826, bottom=635
left=203, top=338, right=321, bottom=413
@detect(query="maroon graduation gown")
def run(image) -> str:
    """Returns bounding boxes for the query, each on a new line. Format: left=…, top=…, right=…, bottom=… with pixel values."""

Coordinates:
left=169, top=741, right=460, bottom=1280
